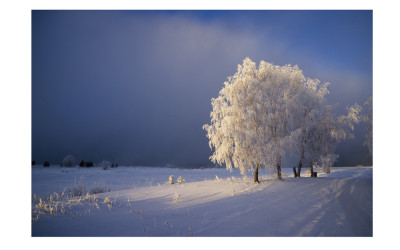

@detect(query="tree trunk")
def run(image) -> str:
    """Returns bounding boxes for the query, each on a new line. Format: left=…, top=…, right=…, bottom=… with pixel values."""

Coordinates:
left=297, top=159, right=303, bottom=178
left=277, top=158, right=282, bottom=180
left=310, top=160, right=314, bottom=177
left=297, top=128, right=306, bottom=177
left=254, top=164, right=259, bottom=183
left=293, top=167, right=298, bottom=177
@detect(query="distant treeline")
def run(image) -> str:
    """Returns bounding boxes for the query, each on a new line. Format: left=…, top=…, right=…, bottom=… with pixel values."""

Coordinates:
left=79, top=160, right=94, bottom=167
left=31, top=160, right=118, bottom=168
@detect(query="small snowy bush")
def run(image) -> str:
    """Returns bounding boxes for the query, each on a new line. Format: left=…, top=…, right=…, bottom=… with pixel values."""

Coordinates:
left=91, top=194, right=99, bottom=204
left=173, top=192, right=181, bottom=203
left=90, top=184, right=111, bottom=194
left=104, top=197, right=112, bottom=211
left=33, top=197, right=60, bottom=220
left=177, top=176, right=185, bottom=184
left=168, top=175, right=174, bottom=185
left=187, top=226, right=193, bottom=237
left=32, top=193, right=38, bottom=202
left=231, top=189, right=237, bottom=196
left=67, top=177, right=86, bottom=197
left=103, top=197, right=111, bottom=205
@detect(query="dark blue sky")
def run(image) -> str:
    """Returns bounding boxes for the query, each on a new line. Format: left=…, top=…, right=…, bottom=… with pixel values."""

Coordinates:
left=32, top=10, right=372, bottom=167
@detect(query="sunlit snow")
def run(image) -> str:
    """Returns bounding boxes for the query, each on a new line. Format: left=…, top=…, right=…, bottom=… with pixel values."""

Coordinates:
left=32, top=166, right=372, bottom=236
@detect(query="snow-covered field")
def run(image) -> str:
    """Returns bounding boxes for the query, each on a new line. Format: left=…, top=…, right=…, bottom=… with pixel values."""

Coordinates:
left=31, top=166, right=372, bottom=237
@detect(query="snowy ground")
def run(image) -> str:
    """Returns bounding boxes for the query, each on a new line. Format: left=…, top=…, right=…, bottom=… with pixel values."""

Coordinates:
left=31, top=166, right=372, bottom=236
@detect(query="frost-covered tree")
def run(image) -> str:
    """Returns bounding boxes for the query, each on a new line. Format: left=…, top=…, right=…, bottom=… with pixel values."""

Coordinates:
left=99, top=160, right=111, bottom=170
left=62, top=154, right=76, bottom=167
left=306, top=103, right=362, bottom=174
left=204, top=57, right=363, bottom=181
left=362, top=96, right=372, bottom=155
left=203, top=58, right=310, bottom=181
left=318, top=154, right=339, bottom=174
left=291, top=78, right=330, bottom=177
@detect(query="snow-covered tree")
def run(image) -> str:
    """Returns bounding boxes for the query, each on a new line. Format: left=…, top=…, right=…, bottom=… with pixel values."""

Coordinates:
left=99, top=160, right=111, bottom=170
left=362, top=96, right=372, bottom=155
left=318, top=154, right=338, bottom=174
left=306, top=103, right=362, bottom=174
left=203, top=58, right=309, bottom=181
left=62, top=154, right=76, bottom=167
left=204, top=57, right=362, bottom=181
left=291, top=78, right=330, bottom=177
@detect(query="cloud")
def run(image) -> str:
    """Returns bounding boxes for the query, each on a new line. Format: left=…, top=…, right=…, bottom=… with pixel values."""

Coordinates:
left=32, top=12, right=264, bottom=165
left=32, top=11, right=372, bottom=166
